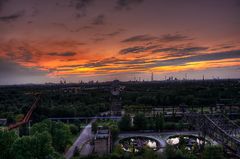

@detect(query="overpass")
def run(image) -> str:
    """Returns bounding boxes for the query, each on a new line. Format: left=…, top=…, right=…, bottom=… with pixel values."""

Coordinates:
left=48, top=116, right=121, bottom=122
left=185, top=113, right=240, bottom=157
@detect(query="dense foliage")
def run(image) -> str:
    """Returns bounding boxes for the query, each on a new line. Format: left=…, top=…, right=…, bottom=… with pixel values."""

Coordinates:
left=31, top=119, right=72, bottom=152
left=0, top=80, right=239, bottom=123
left=0, top=130, right=18, bottom=159
left=122, top=80, right=240, bottom=107
left=0, top=120, right=74, bottom=159
left=118, top=113, right=186, bottom=131
left=0, top=85, right=110, bottom=123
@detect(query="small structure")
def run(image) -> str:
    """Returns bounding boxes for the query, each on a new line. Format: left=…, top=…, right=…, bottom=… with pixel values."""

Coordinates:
left=94, top=129, right=111, bottom=155
left=110, top=80, right=122, bottom=116
left=0, top=118, right=7, bottom=126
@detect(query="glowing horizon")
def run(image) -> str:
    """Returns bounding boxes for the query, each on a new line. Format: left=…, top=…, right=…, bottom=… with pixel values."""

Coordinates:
left=0, top=0, right=240, bottom=84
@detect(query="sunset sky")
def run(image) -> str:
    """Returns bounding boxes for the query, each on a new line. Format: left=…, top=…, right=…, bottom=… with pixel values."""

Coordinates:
left=0, top=0, right=240, bottom=84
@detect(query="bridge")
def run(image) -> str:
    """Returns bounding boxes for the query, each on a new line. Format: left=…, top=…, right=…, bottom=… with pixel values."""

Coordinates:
left=8, top=94, right=41, bottom=130
left=185, top=112, right=240, bottom=157
left=48, top=116, right=122, bottom=122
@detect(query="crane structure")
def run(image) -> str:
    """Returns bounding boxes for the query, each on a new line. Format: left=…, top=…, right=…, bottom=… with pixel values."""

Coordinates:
left=60, top=77, right=66, bottom=84
left=8, top=94, right=41, bottom=130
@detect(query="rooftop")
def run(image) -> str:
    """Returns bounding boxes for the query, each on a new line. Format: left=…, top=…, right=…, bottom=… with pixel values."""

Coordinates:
left=95, top=129, right=110, bottom=139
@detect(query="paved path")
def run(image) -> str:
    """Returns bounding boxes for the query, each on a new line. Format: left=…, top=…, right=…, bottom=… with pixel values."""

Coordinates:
left=80, top=141, right=94, bottom=156
left=64, top=120, right=95, bottom=159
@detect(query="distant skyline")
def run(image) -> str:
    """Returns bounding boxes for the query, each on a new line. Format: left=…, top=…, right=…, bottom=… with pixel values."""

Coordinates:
left=0, top=0, right=240, bottom=84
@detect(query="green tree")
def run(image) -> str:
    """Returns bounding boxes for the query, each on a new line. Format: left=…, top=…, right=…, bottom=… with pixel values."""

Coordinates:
left=155, top=113, right=164, bottom=132
left=50, top=122, right=72, bottom=152
left=11, top=135, right=33, bottom=159
left=142, top=147, right=159, bottom=159
left=133, top=112, right=147, bottom=130
left=31, top=120, right=72, bottom=152
left=164, top=145, right=196, bottom=159
left=0, top=130, right=18, bottom=159
left=118, top=114, right=131, bottom=131
left=164, top=145, right=176, bottom=159
left=30, top=121, right=49, bottom=135
left=110, top=125, right=119, bottom=142
left=112, top=144, right=125, bottom=156
left=202, top=146, right=224, bottom=159
left=11, top=131, right=55, bottom=159
left=92, top=121, right=98, bottom=133
left=148, top=117, right=155, bottom=130
left=136, top=96, right=157, bottom=106
left=33, top=132, right=55, bottom=158
left=69, top=124, right=79, bottom=135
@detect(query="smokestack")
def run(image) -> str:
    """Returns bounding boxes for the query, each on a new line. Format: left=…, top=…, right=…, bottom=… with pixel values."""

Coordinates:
left=151, top=72, right=154, bottom=81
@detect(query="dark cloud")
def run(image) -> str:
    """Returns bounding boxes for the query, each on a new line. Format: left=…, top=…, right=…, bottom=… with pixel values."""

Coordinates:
left=27, top=21, right=33, bottom=24
left=150, top=50, right=240, bottom=67
left=92, top=14, right=105, bottom=25
left=121, top=34, right=159, bottom=43
left=115, top=0, right=144, bottom=10
left=70, top=0, right=94, bottom=17
left=71, top=0, right=94, bottom=10
left=52, top=23, right=93, bottom=32
left=70, top=25, right=93, bottom=32
left=122, top=33, right=190, bottom=43
left=0, top=40, right=45, bottom=65
left=0, top=59, right=46, bottom=76
left=103, top=29, right=125, bottom=37
left=218, top=45, right=234, bottom=49
left=119, top=45, right=158, bottom=54
left=97, top=65, right=146, bottom=71
left=92, top=38, right=105, bottom=42
left=84, top=57, right=118, bottom=67
left=119, top=44, right=207, bottom=55
left=0, top=10, right=24, bottom=22
left=152, top=47, right=178, bottom=53
left=180, top=47, right=208, bottom=53
left=152, top=46, right=208, bottom=57
left=210, top=43, right=236, bottom=51
left=0, top=58, right=48, bottom=85
left=30, top=6, right=38, bottom=17
left=160, top=33, right=190, bottom=42
left=57, top=50, right=240, bottom=74
left=50, top=40, right=86, bottom=47
left=235, top=0, right=240, bottom=7
left=59, top=57, right=146, bottom=70
left=84, top=50, right=239, bottom=72
left=51, top=22, right=69, bottom=31
left=17, top=47, right=33, bottom=62
left=114, top=58, right=146, bottom=65
left=47, top=52, right=77, bottom=57
left=0, top=0, right=8, bottom=12
left=106, top=31, right=122, bottom=37
left=119, top=46, right=146, bottom=54
left=92, top=29, right=125, bottom=42
left=59, top=57, right=148, bottom=70
left=80, top=25, right=93, bottom=30
left=5, top=47, right=34, bottom=63
left=59, top=64, right=82, bottom=69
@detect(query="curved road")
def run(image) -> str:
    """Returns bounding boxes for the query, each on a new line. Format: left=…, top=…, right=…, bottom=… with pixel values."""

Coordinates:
left=64, top=119, right=95, bottom=159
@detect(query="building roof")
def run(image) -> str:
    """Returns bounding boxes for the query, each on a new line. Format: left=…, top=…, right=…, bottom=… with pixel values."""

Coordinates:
left=95, top=129, right=110, bottom=139
left=0, top=119, right=7, bottom=125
